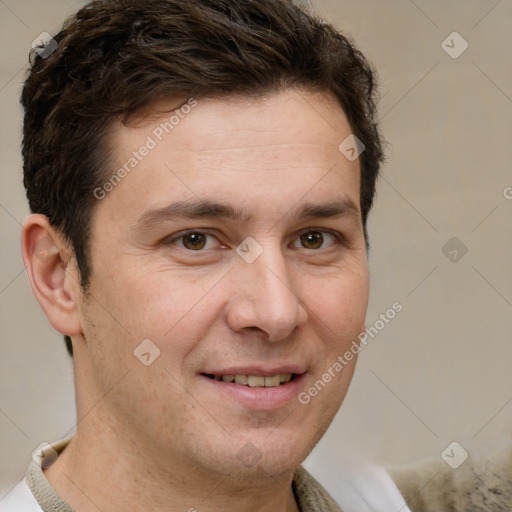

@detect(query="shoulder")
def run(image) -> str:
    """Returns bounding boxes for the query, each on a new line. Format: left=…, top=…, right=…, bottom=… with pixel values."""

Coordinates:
left=294, top=466, right=344, bottom=512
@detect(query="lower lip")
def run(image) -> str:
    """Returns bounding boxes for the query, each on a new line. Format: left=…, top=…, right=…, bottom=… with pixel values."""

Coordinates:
left=200, top=374, right=307, bottom=410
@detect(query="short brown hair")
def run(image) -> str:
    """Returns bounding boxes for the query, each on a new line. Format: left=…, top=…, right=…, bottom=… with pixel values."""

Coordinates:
left=21, top=0, right=384, bottom=356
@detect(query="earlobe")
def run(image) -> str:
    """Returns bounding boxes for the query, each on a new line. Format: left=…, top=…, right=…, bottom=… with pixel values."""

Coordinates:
left=21, top=214, right=82, bottom=337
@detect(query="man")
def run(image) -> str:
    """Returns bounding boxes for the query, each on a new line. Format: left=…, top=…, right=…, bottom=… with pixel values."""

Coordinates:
left=0, top=0, right=409, bottom=510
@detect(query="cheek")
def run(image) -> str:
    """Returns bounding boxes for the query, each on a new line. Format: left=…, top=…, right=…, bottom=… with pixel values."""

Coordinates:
left=87, top=259, right=201, bottom=332
left=130, top=270, right=224, bottom=339
left=306, top=269, right=369, bottom=341
left=82, top=262, right=226, bottom=374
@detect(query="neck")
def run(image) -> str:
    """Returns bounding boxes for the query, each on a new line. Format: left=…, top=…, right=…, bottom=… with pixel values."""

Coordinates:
left=43, top=416, right=300, bottom=512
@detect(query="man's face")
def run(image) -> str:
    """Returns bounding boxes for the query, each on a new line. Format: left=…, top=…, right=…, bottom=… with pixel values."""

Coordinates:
left=76, top=89, right=369, bottom=480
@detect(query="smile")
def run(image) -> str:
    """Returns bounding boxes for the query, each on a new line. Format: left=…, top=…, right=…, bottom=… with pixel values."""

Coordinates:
left=202, top=373, right=294, bottom=387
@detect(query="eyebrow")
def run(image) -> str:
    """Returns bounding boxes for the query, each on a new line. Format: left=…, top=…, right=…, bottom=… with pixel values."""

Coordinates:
left=135, top=197, right=360, bottom=229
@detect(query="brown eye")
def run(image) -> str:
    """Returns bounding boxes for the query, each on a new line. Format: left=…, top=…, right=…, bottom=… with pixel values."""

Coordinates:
left=174, top=232, right=215, bottom=251
left=300, top=231, right=324, bottom=249
left=181, top=232, right=207, bottom=250
left=293, top=230, right=339, bottom=250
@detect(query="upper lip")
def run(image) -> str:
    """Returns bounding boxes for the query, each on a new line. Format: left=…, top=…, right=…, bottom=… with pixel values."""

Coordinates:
left=201, top=364, right=307, bottom=377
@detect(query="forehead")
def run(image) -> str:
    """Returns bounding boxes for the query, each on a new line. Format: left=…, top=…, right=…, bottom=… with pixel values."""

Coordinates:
left=97, top=89, right=361, bottom=227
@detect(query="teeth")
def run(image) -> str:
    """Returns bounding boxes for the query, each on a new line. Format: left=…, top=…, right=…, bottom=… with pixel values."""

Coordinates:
left=213, top=373, right=294, bottom=387
left=247, top=375, right=265, bottom=387
left=264, top=375, right=281, bottom=387
left=234, top=374, right=248, bottom=385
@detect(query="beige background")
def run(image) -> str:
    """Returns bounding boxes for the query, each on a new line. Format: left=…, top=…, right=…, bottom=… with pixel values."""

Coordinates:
left=1, top=0, right=511, bottom=502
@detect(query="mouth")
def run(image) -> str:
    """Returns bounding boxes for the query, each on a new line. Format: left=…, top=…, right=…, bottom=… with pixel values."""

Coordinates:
left=201, top=373, right=296, bottom=388
left=199, top=366, right=307, bottom=410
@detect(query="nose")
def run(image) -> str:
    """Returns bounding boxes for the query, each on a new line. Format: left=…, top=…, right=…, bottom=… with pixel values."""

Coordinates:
left=226, top=244, right=309, bottom=342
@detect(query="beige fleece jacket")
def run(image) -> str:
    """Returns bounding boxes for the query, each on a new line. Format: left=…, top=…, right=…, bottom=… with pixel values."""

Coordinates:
left=389, top=442, right=512, bottom=512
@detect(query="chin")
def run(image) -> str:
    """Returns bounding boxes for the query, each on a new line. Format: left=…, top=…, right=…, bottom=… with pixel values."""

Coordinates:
left=219, top=430, right=312, bottom=481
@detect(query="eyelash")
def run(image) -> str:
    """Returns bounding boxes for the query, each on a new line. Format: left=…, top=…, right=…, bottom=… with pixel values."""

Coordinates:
left=165, top=228, right=346, bottom=252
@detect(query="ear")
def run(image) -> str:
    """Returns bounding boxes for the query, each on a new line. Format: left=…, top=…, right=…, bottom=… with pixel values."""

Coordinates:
left=21, top=214, right=83, bottom=337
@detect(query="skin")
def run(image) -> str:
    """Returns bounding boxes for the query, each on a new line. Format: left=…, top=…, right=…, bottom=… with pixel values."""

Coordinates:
left=22, top=88, right=369, bottom=512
